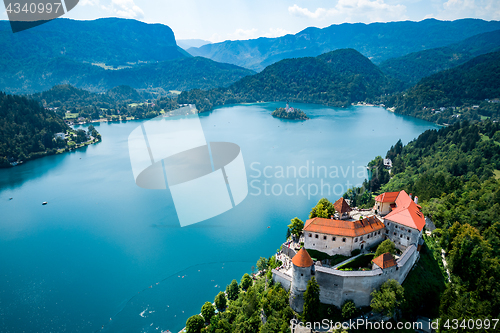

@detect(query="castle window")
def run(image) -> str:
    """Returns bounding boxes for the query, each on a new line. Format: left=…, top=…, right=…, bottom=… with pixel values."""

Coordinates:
left=360, top=236, right=363, bottom=240
left=332, top=237, right=336, bottom=241
left=342, top=238, right=346, bottom=242
left=354, top=238, right=358, bottom=242
left=407, top=237, right=410, bottom=240
left=309, top=233, right=312, bottom=237
left=323, top=236, right=327, bottom=240
left=387, top=222, right=390, bottom=226
left=367, top=235, right=370, bottom=239
left=386, top=230, right=389, bottom=234
left=394, top=232, right=397, bottom=235
left=378, top=231, right=381, bottom=235
left=315, top=234, right=318, bottom=239
left=400, top=234, right=403, bottom=238
left=301, top=274, right=303, bottom=276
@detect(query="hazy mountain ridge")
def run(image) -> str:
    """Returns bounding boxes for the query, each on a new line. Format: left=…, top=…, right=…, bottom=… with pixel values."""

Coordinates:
left=188, top=19, right=500, bottom=72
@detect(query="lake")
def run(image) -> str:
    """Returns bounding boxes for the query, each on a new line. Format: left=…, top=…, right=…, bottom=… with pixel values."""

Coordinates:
left=0, top=103, right=439, bottom=333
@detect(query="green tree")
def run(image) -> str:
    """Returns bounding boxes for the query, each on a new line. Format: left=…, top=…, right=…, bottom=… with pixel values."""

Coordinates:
left=374, top=239, right=396, bottom=258
left=370, top=279, right=405, bottom=317
left=215, top=291, right=227, bottom=311
left=303, top=276, right=320, bottom=322
left=240, top=273, right=252, bottom=290
left=226, top=279, right=239, bottom=301
left=341, top=300, right=356, bottom=319
left=256, top=257, right=269, bottom=272
left=201, top=302, right=215, bottom=323
left=287, top=217, right=304, bottom=238
left=186, top=314, right=205, bottom=333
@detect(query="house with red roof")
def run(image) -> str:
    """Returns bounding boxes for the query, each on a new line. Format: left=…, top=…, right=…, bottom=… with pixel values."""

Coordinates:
left=303, top=215, right=385, bottom=256
left=380, top=190, right=426, bottom=250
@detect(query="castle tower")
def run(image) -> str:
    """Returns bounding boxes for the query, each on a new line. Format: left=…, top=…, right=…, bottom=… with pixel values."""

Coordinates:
left=289, top=247, right=314, bottom=313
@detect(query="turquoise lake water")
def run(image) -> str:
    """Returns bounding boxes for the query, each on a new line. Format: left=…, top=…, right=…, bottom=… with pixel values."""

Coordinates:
left=0, top=103, right=439, bottom=332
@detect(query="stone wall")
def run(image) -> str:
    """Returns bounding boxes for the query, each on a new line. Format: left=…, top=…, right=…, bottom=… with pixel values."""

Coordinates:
left=272, top=269, right=292, bottom=290
left=310, top=245, right=418, bottom=307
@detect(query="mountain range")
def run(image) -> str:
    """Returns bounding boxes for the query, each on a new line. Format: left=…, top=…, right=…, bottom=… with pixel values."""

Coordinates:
left=187, top=18, right=500, bottom=72
left=0, top=18, right=254, bottom=94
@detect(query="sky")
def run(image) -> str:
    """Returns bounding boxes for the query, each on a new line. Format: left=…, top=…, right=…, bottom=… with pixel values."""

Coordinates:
left=2, top=0, right=500, bottom=42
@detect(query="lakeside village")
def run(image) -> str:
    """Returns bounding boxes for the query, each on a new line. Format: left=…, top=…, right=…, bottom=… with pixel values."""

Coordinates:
left=182, top=190, right=435, bottom=333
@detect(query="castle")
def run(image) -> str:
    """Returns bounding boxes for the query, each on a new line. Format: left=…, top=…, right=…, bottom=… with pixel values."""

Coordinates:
left=272, top=190, right=425, bottom=312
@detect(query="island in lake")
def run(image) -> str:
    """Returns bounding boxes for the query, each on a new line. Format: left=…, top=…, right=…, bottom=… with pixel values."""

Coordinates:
left=272, top=102, right=309, bottom=120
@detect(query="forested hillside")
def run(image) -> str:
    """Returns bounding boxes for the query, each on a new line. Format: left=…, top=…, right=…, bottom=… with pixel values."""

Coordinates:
left=387, top=51, right=500, bottom=125
left=346, top=121, right=500, bottom=326
left=188, top=18, right=500, bottom=71
left=0, top=92, right=98, bottom=167
left=2, top=56, right=255, bottom=94
left=379, top=29, right=500, bottom=87
left=178, top=49, right=396, bottom=112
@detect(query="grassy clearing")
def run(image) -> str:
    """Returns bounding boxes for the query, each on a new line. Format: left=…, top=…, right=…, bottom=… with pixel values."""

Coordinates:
left=64, top=113, right=79, bottom=119
left=337, top=254, right=374, bottom=270
left=305, top=249, right=350, bottom=265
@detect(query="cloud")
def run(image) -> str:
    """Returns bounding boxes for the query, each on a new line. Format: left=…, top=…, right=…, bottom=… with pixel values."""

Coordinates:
left=100, top=0, right=144, bottom=19
left=80, top=0, right=100, bottom=6
left=288, top=4, right=327, bottom=19
left=288, top=0, right=408, bottom=22
left=435, top=0, right=500, bottom=20
left=220, top=27, right=292, bottom=42
left=227, top=28, right=259, bottom=40
left=262, top=28, right=292, bottom=38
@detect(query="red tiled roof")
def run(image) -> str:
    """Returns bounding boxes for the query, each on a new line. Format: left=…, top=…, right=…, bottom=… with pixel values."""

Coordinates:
left=292, top=248, right=314, bottom=268
left=374, top=191, right=400, bottom=203
left=372, top=252, right=397, bottom=269
left=303, top=216, right=385, bottom=237
left=334, top=197, right=352, bottom=214
left=384, top=190, right=426, bottom=231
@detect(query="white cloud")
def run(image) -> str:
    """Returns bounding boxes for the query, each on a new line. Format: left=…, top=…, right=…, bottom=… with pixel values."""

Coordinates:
left=100, top=0, right=144, bottom=19
left=262, top=28, right=292, bottom=38
left=434, top=0, right=500, bottom=20
left=288, top=4, right=327, bottom=19
left=288, top=0, right=408, bottom=22
left=219, top=27, right=292, bottom=42
left=80, top=0, right=100, bottom=6
left=227, top=28, right=259, bottom=40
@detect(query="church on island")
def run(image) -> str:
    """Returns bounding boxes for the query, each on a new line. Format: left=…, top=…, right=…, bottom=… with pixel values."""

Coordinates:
left=272, top=190, right=426, bottom=312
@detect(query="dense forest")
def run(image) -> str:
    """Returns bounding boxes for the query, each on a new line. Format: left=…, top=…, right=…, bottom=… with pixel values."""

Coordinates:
left=178, top=49, right=396, bottom=112
left=379, top=29, right=500, bottom=87
left=386, top=51, right=500, bottom=125
left=0, top=92, right=101, bottom=168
